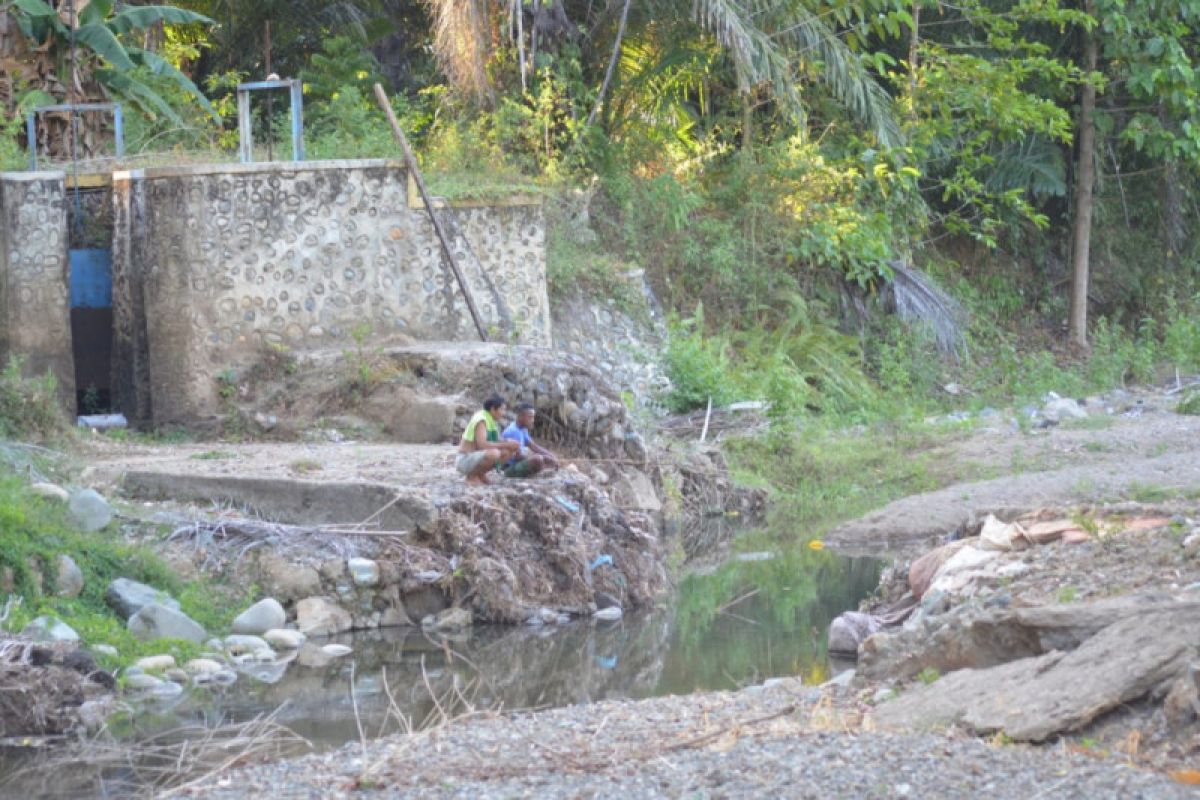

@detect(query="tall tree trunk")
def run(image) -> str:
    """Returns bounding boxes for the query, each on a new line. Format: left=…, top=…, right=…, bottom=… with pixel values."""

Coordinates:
left=741, top=89, right=753, bottom=153
left=1160, top=104, right=1185, bottom=271
left=1068, top=2, right=1098, bottom=350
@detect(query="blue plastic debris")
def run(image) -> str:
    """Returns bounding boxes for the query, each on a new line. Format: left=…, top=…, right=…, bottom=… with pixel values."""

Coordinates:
left=588, top=554, right=613, bottom=572
left=554, top=495, right=580, bottom=514
left=594, top=655, right=618, bottom=669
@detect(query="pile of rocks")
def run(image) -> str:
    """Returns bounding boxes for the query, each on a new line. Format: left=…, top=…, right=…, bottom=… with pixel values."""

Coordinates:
left=828, top=505, right=1200, bottom=762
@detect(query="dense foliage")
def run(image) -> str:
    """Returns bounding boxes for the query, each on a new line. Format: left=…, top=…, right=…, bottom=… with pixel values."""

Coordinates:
left=2, top=0, right=1199, bottom=415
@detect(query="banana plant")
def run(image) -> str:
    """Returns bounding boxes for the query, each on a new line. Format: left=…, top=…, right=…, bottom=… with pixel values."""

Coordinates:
left=7, top=0, right=217, bottom=126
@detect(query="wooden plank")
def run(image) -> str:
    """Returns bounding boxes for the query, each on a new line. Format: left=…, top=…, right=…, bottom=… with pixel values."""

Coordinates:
left=373, top=83, right=488, bottom=342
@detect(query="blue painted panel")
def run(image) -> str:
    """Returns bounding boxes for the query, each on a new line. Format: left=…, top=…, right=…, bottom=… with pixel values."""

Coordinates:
left=70, top=248, right=112, bottom=309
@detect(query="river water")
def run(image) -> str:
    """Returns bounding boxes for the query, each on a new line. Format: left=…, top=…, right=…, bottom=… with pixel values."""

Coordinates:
left=0, top=547, right=880, bottom=796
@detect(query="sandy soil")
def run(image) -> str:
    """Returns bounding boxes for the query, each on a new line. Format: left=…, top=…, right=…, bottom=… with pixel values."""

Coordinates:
left=829, top=388, right=1200, bottom=554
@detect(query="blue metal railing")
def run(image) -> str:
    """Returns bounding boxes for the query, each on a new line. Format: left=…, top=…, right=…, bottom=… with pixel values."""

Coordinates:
left=26, top=103, right=125, bottom=170
left=236, top=78, right=305, bottom=163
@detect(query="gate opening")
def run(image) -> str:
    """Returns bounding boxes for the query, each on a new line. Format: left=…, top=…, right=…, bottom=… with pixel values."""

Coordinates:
left=67, top=179, right=114, bottom=415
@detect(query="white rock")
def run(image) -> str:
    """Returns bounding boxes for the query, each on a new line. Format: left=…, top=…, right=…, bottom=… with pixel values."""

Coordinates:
left=996, top=561, right=1032, bottom=579
left=134, top=655, right=176, bottom=672
left=347, top=558, right=380, bottom=587
left=1183, top=532, right=1200, bottom=558
left=231, top=598, right=287, bottom=635
left=263, top=628, right=306, bottom=650
left=91, top=644, right=119, bottom=658
left=124, top=673, right=163, bottom=691
left=979, top=514, right=1030, bottom=551
left=321, top=644, right=353, bottom=657
left=30, top=482, right=69, bottom=503
left=929, top=545, right=1002, bottom=596
left=593, top=606, right=623, bottom=622
left=1042, top=397, right=1088, bottom=421
left=184, top=658, right=225, bottom=675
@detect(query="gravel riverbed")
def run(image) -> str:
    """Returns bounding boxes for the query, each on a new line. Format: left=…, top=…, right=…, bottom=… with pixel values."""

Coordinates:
left=174, top=679, right=1196, bottom=799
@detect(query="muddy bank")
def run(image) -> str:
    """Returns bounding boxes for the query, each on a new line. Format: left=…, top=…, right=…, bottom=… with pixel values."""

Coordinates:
left=0, top=637, right=114, bottom=739
left=137, top=467, right=669, bottom=629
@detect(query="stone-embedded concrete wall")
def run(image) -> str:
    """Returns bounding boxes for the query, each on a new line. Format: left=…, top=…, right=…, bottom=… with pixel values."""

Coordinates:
left=112, top=159, right=549, bottom=424
left=553, top=274, right=670, bottom=410
left=0, top=172, right=74, bottom=407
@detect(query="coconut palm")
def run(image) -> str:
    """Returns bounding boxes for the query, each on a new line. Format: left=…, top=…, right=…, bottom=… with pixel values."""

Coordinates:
left=424, top=0, right=900, bottom=146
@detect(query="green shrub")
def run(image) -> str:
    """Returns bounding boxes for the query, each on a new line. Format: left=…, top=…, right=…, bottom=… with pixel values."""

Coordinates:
left=0, top=472, right=248, bottom=664
left=1178, top=390, right=1200, bottom=416
left=663, top=310, right=736, bottom=412
left=0, top=356, right=68, bottom=440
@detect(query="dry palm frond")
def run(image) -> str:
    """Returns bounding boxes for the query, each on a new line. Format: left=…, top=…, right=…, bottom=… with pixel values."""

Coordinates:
left=426, top=0, right=497, bottom=105
left=888, top=260, right=967, bottom=357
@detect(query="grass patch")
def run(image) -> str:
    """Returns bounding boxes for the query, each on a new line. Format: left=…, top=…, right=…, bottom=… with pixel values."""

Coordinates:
left=1060, top=414, right=1116, bottom=431
left=917, top=667, right=941, bottom=685
left=0, top=356, right=70, bottom=441
left=1177, top=390, right=1200, bottom=416
left=1122, top=483, right=1200, bottom=503
left=724, top=421, right=964, bottom=544
left=0, top=472, right=249, bottom=666
left=189, top=450, right=235, bottom=461
left=289, top=458, right=323, bottom=474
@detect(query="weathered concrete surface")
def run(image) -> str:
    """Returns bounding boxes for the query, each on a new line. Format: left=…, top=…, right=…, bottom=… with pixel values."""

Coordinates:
left=0, top=172, right=74, bottom=407
left=874, top=602, right=1200, bottom=741
left=110, top=160, right=550, bottom=424
left=123, top=472, right=439, bottom=533
left=826, top=449, right=1200, bottom=555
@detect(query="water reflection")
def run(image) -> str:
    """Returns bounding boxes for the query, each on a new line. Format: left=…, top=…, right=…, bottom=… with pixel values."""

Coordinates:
left=0, top=549, right=881, bottom=797
left=163, top=548, right=881, bottom=748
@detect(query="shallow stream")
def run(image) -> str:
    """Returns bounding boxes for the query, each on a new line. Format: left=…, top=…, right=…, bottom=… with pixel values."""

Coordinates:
left=1, top=547, right=881, bottom=797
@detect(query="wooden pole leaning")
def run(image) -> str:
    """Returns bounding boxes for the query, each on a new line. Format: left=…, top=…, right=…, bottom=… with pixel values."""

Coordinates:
left=373, top=83, right=489, bottom=342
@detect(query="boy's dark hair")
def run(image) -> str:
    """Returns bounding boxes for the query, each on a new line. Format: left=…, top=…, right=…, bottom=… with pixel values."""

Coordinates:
left=515, top=402, right=535, bottom=414
left=483, top=394, right=506, bottom=412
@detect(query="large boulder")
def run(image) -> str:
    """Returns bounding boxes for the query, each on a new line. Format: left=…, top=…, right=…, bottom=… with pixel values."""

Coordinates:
left=875, top=602, right=1200, bottom=741
left=255, top=553, right=322, bottom=602
left=54, top=554, right=84, bottom=598
left=105, top=578, right=179, bottom=620
left=828, top=611, right=880, bottom=657
left=295, top=597, right=352, bottom=637
left=68, top=488, right=114, bottom=532
left=128, top=603, right=206, bottom=644
left=22, top=616, right=80, bottom=642
left=608, top=466, right=662, bottom=513
left=231, top=598, right=286, bottom=635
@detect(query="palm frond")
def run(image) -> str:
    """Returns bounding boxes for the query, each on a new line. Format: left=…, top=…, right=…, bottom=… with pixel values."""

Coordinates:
left=690, top=0, right=900, bottom=145
left=985, top=136, right=1067, bottom=198
left=425, top=0, right=495, bottom=104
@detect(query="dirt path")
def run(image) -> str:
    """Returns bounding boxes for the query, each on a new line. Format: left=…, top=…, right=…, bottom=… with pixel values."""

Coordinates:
left=828, top=390, right=1200, bottom=554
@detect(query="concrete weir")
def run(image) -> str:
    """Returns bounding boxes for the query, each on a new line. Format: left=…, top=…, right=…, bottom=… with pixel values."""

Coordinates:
left=0, top=162, right=550, bottom=424
left=88, top=442, right=668, bottom=629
